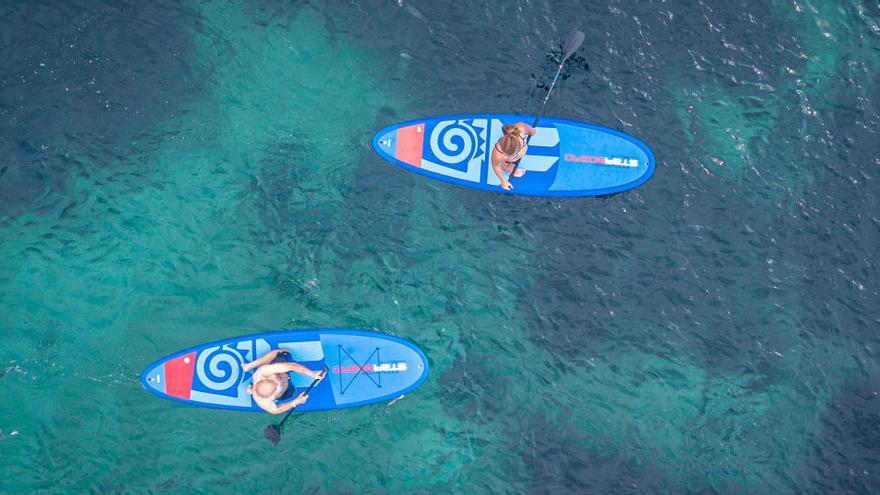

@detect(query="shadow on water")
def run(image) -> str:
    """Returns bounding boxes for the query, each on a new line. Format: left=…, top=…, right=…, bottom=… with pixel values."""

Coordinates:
left=506, top=1, right=880, bottom=491
left=329, top=106, right=419, bottom=283
left=0, top=1, right=205, bottom=223
left=438, top=354, right=512, bottom=425
left=2, top=0, right=878, bottom=493
left=808, top=373, right=880, bottom=493
left=515, top=0, right=880, bottom=380
left=521, top=413, right=666, bottom=494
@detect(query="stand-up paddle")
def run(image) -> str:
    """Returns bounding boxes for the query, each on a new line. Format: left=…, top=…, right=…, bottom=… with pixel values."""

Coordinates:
left=508, top=29, right=585, bottom=182
left=263, top=365, right=327, bottom=446
left=372, top=28, right=655, bottom=197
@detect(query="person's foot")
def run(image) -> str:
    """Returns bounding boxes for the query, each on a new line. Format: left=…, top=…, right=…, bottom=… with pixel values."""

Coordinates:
left=513, top=168, right=526, bottom=178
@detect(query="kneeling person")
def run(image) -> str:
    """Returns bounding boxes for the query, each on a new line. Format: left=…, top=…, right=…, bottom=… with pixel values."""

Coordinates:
left=491, top=122, right=536, bottom=190
left=242, top=349, right=326, bottom=414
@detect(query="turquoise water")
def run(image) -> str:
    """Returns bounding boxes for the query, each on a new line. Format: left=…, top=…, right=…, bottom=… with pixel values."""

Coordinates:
left=1, top=1, right=878, bottom=493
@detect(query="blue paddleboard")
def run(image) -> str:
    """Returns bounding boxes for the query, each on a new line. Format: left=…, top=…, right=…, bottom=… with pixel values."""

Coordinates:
left=141, top=329, right=429, bottom=412
left=373, top=114, right=654, bottom=197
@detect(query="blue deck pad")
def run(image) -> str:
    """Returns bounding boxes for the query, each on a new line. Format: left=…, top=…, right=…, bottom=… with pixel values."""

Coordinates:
left=141, top=329, right=429, bottom=412
left=320, top=332, right=428, bottom=407
left=552, top=123, right=652, bottom=191
left=372, top=114, right=655, bottom=197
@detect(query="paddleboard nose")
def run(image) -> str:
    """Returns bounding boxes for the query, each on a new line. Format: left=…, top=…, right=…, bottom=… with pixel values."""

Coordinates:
left=142, top=364, right=167, bottom=395
left=375, top=129, right=396, bottom=157
left=373, top=123, right=425, bottom=168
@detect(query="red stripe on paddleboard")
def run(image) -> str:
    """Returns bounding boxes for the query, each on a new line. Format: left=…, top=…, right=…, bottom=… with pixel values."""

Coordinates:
left=395, top=124, right=424, bottom=167
left=165, top=352, right=196, bottom=400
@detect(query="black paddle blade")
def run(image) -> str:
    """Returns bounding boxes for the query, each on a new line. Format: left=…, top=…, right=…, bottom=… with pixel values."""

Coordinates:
left=263, top=424, right=282, bottom=446
left=562, top=30, right=585, bottom=61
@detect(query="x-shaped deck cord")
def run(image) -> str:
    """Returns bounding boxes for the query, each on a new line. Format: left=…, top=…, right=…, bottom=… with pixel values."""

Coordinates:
left=338, top=346, right=383, bottom=394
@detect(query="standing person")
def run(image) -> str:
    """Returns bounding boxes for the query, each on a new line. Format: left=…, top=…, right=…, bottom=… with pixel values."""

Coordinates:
left=491, top=122, right=536, bottom=190
left=242, top=349, right=326, bottom=414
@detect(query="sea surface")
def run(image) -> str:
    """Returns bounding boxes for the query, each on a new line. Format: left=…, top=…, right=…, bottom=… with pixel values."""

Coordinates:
left=1, top=1, right=878, bottom=493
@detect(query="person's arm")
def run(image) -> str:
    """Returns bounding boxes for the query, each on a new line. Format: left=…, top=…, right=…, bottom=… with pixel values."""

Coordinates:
left=253, top=393, right=308, bottom=415
left=288, top=363, right=326, bottom=380
left=518, top=122, right=537, bottom=136
left=253, top=392, right=309, bottom=414
left=242, top=349, right=285, bottom=372
left=256, top=362, right=325, bottom=380
left=491, top=151, right=513, bottom=190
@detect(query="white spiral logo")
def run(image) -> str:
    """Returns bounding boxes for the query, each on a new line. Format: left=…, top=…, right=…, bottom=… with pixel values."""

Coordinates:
left=430, top=121, right=477, bottom=164
left=196, top=345, right=242, bottom=391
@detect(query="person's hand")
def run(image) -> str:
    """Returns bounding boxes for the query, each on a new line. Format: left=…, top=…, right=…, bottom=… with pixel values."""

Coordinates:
left=313, top=369, right=327, bottom=381
left=292, top=393, right=309, bottom=406
left=501, top=180, right=513, bottom=191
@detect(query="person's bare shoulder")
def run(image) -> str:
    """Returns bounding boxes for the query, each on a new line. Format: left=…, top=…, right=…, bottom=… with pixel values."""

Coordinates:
left=516, top=122, right=536, bottom=135
left=253, top=394, right=278, bottom=414
left=251, top=365, right=268, bottom=381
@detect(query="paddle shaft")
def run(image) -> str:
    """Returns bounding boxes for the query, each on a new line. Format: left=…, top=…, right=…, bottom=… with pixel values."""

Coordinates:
left=530, top=63, right=566, bottom=130
left=508, top=31, right=584, bottom=182
left=276, top=367, right=326, bottom=428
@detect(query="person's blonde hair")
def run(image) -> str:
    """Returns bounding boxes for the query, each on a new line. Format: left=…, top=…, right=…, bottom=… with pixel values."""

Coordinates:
left=497, top=125, right=524, bottom=155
